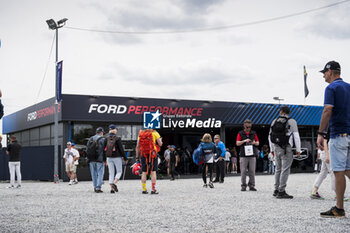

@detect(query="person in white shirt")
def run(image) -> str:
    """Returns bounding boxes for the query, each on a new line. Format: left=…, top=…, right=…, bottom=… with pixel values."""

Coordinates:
left=63, top=142, right=80, bottom=185
left=164, top=145, right=171, bottom=177
left=310, top=140, right=349, bottom=201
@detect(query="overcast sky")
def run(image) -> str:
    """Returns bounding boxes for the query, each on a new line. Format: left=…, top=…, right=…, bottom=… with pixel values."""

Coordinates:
left=1, top=0, right=350, bottom=140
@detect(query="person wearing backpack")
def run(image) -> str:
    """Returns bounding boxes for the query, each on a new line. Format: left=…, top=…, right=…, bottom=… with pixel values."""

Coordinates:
left=103, top=124, right=127, bottom=193
left=86, top=127, right=106, bottom=193
left=269, top=106, right=301, bottom=199
left=199, top=133, right=216, bottom=188
left=136, top=129, right=162, bottom=194
left=236, top=119, right=259, bottom=191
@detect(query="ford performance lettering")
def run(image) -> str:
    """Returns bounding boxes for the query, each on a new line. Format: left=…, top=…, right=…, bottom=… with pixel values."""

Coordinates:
left=88, top=104, right=127, bottom=114
left=88, top=104, right=203, bottom=117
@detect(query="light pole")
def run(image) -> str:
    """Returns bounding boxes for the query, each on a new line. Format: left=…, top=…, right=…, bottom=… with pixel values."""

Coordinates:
left=273, top=97, right=284, bottom=105
left=46, top=18, right=68, bottom=183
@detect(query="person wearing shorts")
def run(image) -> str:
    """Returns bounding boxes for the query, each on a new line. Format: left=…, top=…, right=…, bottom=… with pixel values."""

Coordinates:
left=63, top=141, right=79, bottom=185
left=136, top=129, right=162, bottom=194
left=317, top=61, right=350, bottom=218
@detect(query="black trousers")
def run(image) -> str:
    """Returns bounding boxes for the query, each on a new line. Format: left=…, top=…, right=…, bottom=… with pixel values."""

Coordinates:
left=170, top=162, right=178, bottom=179
left=202, top=163, right=213, bottom=184
left=215, top=159, right=225, bottom=181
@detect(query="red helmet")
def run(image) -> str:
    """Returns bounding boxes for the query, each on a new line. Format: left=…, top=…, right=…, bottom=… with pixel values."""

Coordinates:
left=132, top=162, right=141, bottom=176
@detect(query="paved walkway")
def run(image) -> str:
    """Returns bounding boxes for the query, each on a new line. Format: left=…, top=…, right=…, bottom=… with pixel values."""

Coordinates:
left=0, top=173, right=349, bottom=232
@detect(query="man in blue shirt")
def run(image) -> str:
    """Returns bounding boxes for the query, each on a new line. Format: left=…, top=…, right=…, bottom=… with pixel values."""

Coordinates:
left=317, top=61, right=350, bottom=218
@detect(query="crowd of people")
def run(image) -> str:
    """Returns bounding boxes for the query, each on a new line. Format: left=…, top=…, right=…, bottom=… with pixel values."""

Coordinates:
left=1, top=61, right=349, bottom=218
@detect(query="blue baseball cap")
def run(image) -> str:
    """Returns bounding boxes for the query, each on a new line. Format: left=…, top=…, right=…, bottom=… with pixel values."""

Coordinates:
left=109, top=124, right=117, bottom=130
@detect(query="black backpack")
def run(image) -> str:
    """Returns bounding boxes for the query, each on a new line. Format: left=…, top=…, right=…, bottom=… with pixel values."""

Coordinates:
left=270, top=116, right=290, bottom=148
left=105, top=135, right=118, bottom=157
left=86, top=137, right=103, bottom=161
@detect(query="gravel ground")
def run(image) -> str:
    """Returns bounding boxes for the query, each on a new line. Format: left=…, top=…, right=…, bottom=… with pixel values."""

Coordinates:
left=0, top=173, right=349, bottom=233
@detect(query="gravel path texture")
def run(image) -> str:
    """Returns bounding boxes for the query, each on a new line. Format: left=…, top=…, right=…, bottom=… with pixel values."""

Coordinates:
left=0, top=173, right=349, bottom=233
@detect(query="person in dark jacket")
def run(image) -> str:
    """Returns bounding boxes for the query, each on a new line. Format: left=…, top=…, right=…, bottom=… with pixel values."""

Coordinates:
left=169, top=145, right=179, bottom=181
left=6, top=136, right=22, bottom=188
left=103, top=124, right=128, bottom=193
left=86, top=127, right=106, bottom=193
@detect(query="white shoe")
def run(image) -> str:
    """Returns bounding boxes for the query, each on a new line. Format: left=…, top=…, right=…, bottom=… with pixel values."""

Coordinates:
left=7, top=185, right=14, bottom=189
left=69, top=180, right=73, bottom=185
left=16, top=185, right=21, bottom=188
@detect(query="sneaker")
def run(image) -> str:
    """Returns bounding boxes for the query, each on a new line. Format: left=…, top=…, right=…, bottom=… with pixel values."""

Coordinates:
left=95, top=189, right=103, bottom=193
left=68, top=180, right=73, bottom=185
left=273, top=190, right=279, bottom=197
left=7, top=185, right=14, bottom=189
left=310, top=192, right=324, bottom=200
left=16, top=185, right=21, bottom=188
left=73, top=181, right=78, bottom=185
left=208, top=182, right=214, bottom=189
left=212, top=179, right=219, bottom=183
left=170, top=178, right=175, bottom=181
left=151, top=190, right=159, bottom=195
left=142, top=190, right=148, bottom=194
left=320, top=206, right=345, bottom=218
left=276, top=191, right=293, bottom=199
left=110, top=190, right=115, bottom=194
left=219, top=180, right=224, bottom=184
left=249, top=187, right=257, bottom=191
left=241, top=186, right=247, bottom=191
left=112, top=184, right=118, bottom=192
left=203, top=184, right=208, bottom=188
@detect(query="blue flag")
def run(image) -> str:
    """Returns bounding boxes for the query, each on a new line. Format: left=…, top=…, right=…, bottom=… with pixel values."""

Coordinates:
left=304, top=66, right=309, bottom=98
left=56, top=61, right=63, bottom=102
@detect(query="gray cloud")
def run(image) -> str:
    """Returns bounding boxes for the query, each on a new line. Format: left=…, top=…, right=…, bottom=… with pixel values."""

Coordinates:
left=175, top=0, right=226, bottom=13
left=101, top=0, right=228, bottom=31
left=111, top=61, right=254, bottom=88
left=89, top=0, right=227, bottom=44
left=108, top=7, right=206, bottom=31
left=302, top=4, right=350, bottom=39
